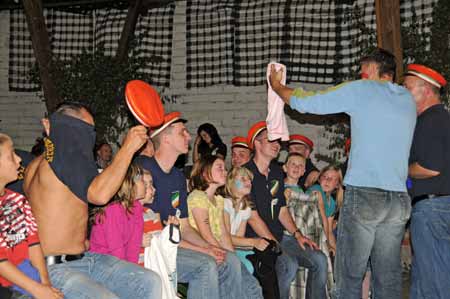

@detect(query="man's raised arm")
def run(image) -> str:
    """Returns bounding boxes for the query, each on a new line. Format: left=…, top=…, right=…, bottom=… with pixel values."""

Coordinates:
left=269, top=65, right=294, bottom=104
left=88, top=126, right=147, bottom=205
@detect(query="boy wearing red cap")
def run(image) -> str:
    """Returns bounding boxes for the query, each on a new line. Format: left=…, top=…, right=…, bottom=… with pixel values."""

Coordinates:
left=288, top=134, right=320, bottom=189
left=404, top=64, right=450, bottom=298
left=231, top=136, right=251, bottom=168
left=269, top=48, right=417, bottom=299
left=244, top=121, right=328, bottom=299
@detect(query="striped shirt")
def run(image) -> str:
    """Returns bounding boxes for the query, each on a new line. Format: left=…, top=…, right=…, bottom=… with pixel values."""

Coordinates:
left=0, top=189, right=39, bottom=286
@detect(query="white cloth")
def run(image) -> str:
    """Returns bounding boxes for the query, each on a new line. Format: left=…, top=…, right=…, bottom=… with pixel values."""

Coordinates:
left=266, top=62, right=289, bottom=141
left=223, top=197, right=251, bottom=235
left=144, top=224, right=181, bottom=299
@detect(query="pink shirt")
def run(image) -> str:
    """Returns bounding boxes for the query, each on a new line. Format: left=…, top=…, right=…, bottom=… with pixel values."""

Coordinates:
left=90, top=200, right=144, bottom=263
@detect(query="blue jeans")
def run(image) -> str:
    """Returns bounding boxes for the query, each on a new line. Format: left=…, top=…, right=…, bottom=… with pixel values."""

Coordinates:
left=48, top=252, right=161, bottom=299
left=333, top=185, right=411, bottom=299
left=276, top=235, right=328, bottom=299
left=410, top=196, right=450, bottom=299
left=177, top=248, right=262, bottom=299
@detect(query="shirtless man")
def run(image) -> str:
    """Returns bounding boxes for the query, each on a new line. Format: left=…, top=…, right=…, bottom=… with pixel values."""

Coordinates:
left=24, top=102, right=161, bottom=299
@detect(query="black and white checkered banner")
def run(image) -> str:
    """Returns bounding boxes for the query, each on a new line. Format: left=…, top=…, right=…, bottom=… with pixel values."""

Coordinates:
left=9, top=9, right=93, bottom=91
left=9, top=4, right=174, bottom=92
left=186, top=0, right=438, bottom=88
left=186, top=0, right=235, bottom=88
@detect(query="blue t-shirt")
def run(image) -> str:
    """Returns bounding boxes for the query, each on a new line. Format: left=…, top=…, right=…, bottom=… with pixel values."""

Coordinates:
left=134, top=156, right=188, bottom=222
left=308, top=184, right=336, bottom=217
left=290, top=80, right=416, bottom=192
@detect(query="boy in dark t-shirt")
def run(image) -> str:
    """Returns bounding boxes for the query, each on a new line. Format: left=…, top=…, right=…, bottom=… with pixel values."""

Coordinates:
left=244, top=122, right=327, bottom=299
left=135, top=155, right=188, bottom=222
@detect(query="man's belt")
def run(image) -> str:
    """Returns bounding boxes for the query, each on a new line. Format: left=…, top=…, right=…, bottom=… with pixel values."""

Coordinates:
left=412, top=194, right=450, bottom=205
left=45, top=253, right=85, bottom=266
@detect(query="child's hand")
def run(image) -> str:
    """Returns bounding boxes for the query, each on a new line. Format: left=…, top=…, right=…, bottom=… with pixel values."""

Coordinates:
left=253, top=238, right=270, bottom=251
left=328, top=244, right=336, bottom=257
left=33, top=284, right=64, bottom=299
left=205, top=245, right=226, bottom=265
left=164, top=215, right=180, bottom=226
left=142, top=232, right=154, bottom=248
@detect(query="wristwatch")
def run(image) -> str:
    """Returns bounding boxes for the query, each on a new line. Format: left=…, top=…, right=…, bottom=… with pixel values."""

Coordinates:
left=292, top=229, right=301, bottom=237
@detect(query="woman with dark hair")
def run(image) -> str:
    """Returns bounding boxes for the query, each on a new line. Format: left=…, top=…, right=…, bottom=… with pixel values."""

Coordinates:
left=193, top=123, right=227, bottom=163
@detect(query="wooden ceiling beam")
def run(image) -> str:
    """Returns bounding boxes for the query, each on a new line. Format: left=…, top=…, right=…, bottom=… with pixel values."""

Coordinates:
left=22, top=0, right=60, bottom=112
left=375, top=0, right=403, bottom=82
left=1, top=0, right=173, bottom=10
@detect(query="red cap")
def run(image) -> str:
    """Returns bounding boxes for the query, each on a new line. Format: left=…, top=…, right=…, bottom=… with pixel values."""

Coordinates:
left=405, top=64, right=447, bottom=89
left=150, top=111, right=187, bottom=138
left=125, top=80, right=165, bottom=127
left=231, top=136, right=249, bottom=149
left=247, top=121, right=267, bottom=150
left=289, top=134, right=314, bottom=149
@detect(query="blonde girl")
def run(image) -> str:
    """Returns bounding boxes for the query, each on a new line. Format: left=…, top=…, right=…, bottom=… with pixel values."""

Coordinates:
left=307, top=165, right=344, bottom=255
left=224, top=167, right=270, bottom=251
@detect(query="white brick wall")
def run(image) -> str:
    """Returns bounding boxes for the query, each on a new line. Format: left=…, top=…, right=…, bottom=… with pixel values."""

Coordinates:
left=0, top=3, right=338, bottom=168
left=0, top=10, right=46, bottom=151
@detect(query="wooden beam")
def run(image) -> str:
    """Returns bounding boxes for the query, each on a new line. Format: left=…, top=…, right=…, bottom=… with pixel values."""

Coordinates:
left=115, top=0, right=143, bottom=63
left=375, top=0, right=403, bottom=82
left=22, top=0, right=60, bottom=113
left=1, top=0, right=173, bottom=11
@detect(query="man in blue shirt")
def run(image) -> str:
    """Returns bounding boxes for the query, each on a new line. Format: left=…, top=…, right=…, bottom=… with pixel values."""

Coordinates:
left=269, top=49, right=417, bottom=299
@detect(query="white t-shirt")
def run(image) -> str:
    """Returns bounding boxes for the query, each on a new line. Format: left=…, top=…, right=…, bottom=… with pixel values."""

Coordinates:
left=223, top=197, right=252, bottom=235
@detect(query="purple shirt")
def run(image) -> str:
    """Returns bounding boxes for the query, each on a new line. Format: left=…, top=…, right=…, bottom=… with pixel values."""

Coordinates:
left=90, top=201, right=144, bottom=263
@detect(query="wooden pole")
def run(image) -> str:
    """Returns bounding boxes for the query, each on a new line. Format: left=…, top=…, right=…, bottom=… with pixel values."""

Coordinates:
left=22, top=0, right=60, bottom=113
left=375, top=0, right=403, bottom=82
left=115, top=0, right=143, bottom=63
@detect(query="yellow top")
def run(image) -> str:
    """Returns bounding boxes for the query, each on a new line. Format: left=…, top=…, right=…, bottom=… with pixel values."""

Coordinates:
left=187, top=189, right=224, bottom=240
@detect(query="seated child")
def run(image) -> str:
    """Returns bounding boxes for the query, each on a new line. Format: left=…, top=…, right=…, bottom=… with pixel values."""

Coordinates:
left=224, top=166, right=274, bottom=296
left=139, top=169, right=179, bottom=299
left=0, top=133, right=63, bottom=298
left=187, top=156, right=233, bottom=253
left=307, top=165, right=344, bottom=256
left=283, top=153, right=336, bottom=299
left=283, top=153, right=309, bottom=209
left=139, top=170, right=179, bottom=266
left=187, top=155, right=263, bottom=299
left=223, top=167, right=269, bottom=271
left=89, top=163, right=145, bottom=263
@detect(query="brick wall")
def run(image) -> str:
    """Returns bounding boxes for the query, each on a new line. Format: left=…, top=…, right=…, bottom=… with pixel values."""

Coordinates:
left=0, top=2, right=339, bottom=168
left=0, top=10, right=46, bottom=151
